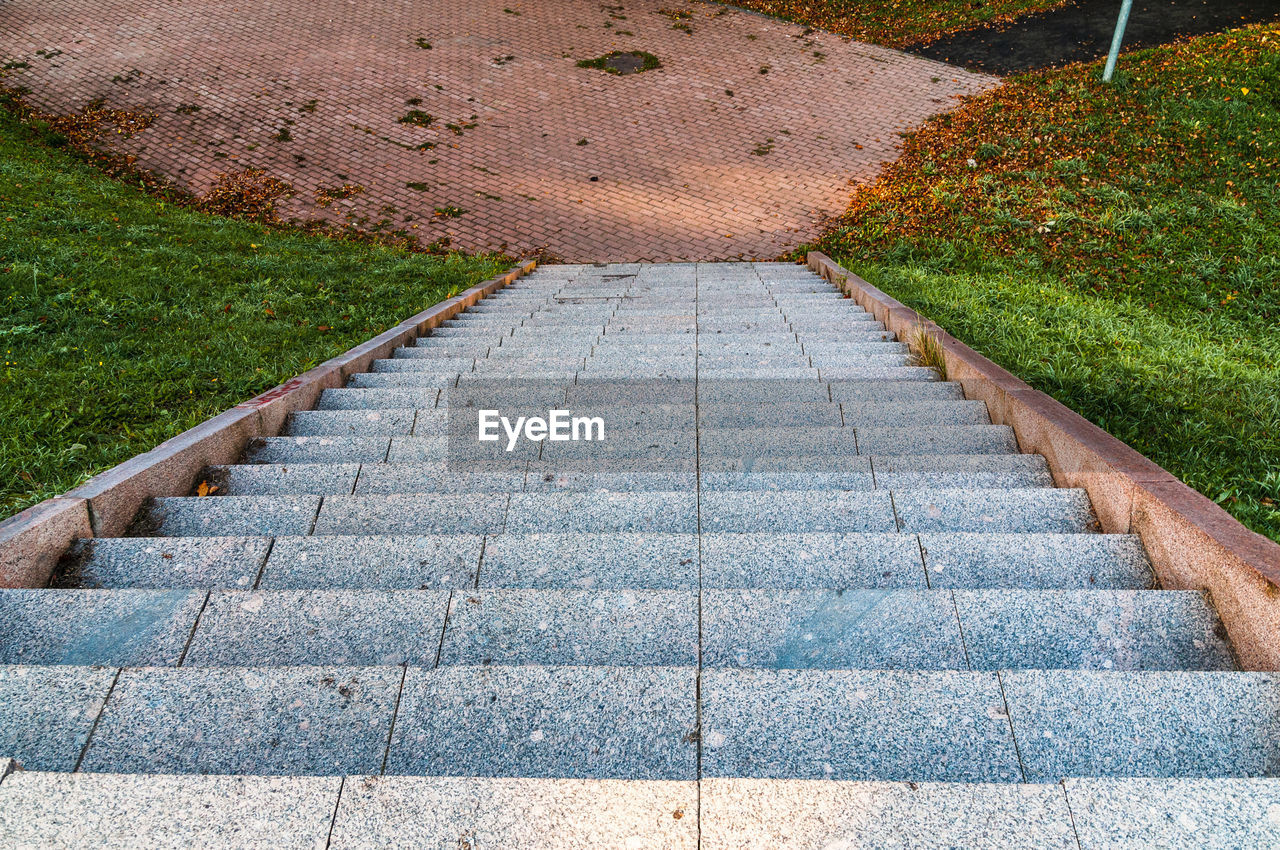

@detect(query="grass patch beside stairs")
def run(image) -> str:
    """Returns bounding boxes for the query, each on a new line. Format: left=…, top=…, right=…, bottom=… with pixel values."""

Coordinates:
left=811, top=24, right=1280, bottom=540
left=0, top=105, right=507, bottom=517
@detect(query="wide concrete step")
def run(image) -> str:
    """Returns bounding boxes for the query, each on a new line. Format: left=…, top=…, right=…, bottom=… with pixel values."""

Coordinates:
left=54, top=531, right=1152, bottom=592
left=12, top=585, right=1197, bottom=672
left=128, top=488, right=1096, bottom=537
left=4, top=666, right=1276, bottom=780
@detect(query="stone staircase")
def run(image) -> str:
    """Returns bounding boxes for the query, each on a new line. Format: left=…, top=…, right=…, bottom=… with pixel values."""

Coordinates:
left=2, top=262, right=1277, bottom=847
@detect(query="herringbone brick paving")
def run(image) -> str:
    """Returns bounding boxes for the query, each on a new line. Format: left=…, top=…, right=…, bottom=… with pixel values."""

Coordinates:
left=0, top=0, right=994, bottom=260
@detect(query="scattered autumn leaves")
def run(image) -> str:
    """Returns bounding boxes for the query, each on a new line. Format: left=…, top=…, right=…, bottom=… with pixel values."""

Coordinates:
left=718, top=0, right=1070, bottom=48
left=198, top=169, right=293, bottom=222
left=817, top=23, right=1280, bottom=306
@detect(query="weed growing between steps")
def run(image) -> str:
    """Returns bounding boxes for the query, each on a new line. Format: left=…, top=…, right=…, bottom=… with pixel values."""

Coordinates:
left=810, top=24, right=1280, bottom=540
left=0, top=106, right=508, bottom=517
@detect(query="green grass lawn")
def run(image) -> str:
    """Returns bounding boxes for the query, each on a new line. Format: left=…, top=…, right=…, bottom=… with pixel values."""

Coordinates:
left=0, top=104, right=507, bottom=518
left=811, top=24, right=1280, bottom=541
left=719, top=0, right=1067, bottom=47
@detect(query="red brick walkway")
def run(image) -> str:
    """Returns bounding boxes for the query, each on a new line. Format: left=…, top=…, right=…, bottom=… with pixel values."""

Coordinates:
left=0, top=0, right=995, bottom=261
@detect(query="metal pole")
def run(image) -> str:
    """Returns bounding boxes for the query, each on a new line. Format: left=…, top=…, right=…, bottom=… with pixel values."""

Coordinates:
left=1102, top=0, right=1134, bottom=82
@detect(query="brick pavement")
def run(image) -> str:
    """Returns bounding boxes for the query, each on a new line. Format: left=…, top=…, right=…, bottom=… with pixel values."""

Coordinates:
left=0, top=1, right=995, bottom=261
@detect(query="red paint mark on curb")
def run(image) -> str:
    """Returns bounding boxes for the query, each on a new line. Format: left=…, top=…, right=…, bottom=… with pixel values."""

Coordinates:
left=236, top=377, right=308, bottom=409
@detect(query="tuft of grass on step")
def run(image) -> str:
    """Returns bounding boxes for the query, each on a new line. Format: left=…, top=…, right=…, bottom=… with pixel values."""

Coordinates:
left=0, top=105, right=508, bottom=517
left=809, top=24, right=1280, bottom=540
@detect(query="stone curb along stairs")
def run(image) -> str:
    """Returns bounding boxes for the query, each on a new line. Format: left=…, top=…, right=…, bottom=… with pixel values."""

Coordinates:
left=0, top=260, right=1278, bottom=848
left=806, top=251, right=1280, bottom=671
left=0, top=261, right=537, bottom=587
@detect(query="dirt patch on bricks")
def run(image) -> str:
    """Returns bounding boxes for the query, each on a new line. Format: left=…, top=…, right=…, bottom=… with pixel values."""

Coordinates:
left=910, top=0, right=1280, bottom=74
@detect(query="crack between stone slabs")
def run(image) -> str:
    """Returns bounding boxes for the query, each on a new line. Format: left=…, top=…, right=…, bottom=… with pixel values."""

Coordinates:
left=693, top=264, right=704, bottom=850
left=348, top=464, right=364, bottom=496
left=249, top=537, right=277, bottom=591
left=324, top=776, right=347, bottom=849
left=380, top=665, right=411, bottom=776
left=434, top=589, right=455, bottom=668
left=888, top=490, right=903, bottom=533
left=915, top=534, right=934, bottom=589
left=176, top=589, right=213, bottom=666
left=308, top=496, right=324, bottom=536
left=1059, top=779, right=1087, bottom=850
left=995, top=670, right=1030, bottom=783
left=72, top=666, right=122, bottom=772
left=947, top=590, right=973, bottom=671
left=498, top=493, right=512, bottom=535
left=474, top=536, right=488, bottom=590
left=868, top=455, right=879, bottom=489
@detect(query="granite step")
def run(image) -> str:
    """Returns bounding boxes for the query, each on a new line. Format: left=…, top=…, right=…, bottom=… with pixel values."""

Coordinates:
left=16, top=665, right=1263, bottom=782
left=870, top=454, right=1052, bottom=488
left=700, top=589, right=1234, bottom=671
left=699, top=669, right=1280, bottom=782
left=130, top=496, right=322, bottom=537
left=283, top=409, right=417, bottom=436
left=315, top=387, right=442, bottom=409
left=0, top=589, right=205, bottom=666
left=195, top=463, right=360, bottom=495
left=701, top=488, right=1096, bottom=533
left=699, top=777, right=1280, bottom=848
left=52, top=537, right=273, bottom=590
left=1, top=662, right=698, bottom=779
left=0, top=770, right=346, bottom=849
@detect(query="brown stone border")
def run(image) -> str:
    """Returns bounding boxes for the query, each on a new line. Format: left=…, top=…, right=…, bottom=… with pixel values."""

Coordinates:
left=0, top=261, right=537, bottom=589
left=808, top=251, right=1280, bottom=670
